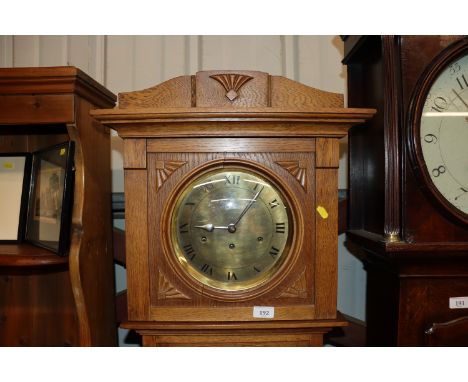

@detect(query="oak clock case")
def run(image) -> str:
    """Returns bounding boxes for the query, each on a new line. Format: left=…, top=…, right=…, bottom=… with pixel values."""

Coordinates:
left=92, top=69, right=374, bottom=346
left=409, top=42, right=468, bottom=225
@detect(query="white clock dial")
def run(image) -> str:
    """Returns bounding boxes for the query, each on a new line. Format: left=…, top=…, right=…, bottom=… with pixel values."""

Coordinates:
left=420, top=53, right=468, bottom=215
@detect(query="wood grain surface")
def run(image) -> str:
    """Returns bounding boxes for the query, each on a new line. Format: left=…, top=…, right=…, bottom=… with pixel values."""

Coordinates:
left=123, top=138, right=147, bottom=169
left=0, top=95, right=74, bottom=124
left=124, top=169, right=150, bottom=321
left=147, top=138, right=315, bottom=153
left=118, top=76, right=193, bottom=109
left=315, top=168, right=338, bottom=319
left=0, top=66, right=117, bottom=346
left=115, top=70, right=345, bottom=110
left=0, top=244, right=68, bottom=267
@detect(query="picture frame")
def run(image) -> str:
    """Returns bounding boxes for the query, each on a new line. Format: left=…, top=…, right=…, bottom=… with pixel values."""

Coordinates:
left=0, top=153, right=32, bottom=243
left=24, top=141, right=75, bottom=256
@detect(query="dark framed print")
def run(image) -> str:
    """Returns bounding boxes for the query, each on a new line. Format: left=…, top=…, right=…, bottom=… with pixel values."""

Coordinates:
left=25, top=141, right=75, bottom=256
left=0, top=153, right=32, bottom=242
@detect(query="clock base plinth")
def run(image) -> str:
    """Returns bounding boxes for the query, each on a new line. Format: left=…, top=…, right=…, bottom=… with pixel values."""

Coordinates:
left=123, top=318, right=348, bottom=347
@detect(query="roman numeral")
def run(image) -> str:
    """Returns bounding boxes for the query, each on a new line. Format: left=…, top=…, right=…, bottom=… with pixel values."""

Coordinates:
left=201, top=183, right=214, bottom=193
left=269, top=246, right=280, bottom=257
left=253, top=183, right=259, bottom=191
left=200, top=264, right=213, bottom=275
left=179, top=223, right=189, bottom=233
left=269, top=199, right=280, bottom=209
left=185, top=202, right=195, bottom=206
left=456, top=74, right=468, bottom=90
left=224, top=174, right=240, bottom=185
left=227, top=271, right=237, bottom=281
left=253, top=266, right=261, bottom=273
left=183, top=244, right=196, bottom=260
left=275, top=222, right=285, bottom=233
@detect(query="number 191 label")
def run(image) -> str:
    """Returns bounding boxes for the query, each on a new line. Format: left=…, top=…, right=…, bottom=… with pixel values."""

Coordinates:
left=449, top=297, right=468, bottom=309
left=253, top=306, right=275, bottom=319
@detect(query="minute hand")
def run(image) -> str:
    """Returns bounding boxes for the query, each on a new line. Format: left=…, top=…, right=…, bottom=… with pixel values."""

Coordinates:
left=232, top=186, right=264, bottom=227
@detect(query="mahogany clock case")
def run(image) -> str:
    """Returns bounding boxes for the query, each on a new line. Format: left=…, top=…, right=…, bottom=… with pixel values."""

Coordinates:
left=402, top=36, right=468, bottom=245
left=345, top=35, right=468, bottom=249
left=344, top=36, right=468, bottom=346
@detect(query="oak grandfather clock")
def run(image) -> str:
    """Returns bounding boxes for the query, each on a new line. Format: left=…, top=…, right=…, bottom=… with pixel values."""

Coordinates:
left=344, top=36, right=468, bottom=346
left=93, top=70, right=374, bottom=346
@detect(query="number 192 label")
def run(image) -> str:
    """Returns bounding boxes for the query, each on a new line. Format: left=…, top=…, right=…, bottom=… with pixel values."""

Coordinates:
left=253, top=306, right=275, bottom=318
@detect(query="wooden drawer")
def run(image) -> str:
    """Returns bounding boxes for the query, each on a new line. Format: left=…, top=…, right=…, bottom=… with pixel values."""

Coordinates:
left=0, top=94, right=74, bottom=124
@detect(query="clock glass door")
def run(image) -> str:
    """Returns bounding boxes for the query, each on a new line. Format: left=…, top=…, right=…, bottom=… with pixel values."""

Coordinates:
left=171, top=167, right=292, bottom=291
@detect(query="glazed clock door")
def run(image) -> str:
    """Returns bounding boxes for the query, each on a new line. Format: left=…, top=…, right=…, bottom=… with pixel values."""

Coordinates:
left=146, top=141, right=317, bottom=320
left=171, top=167, right=292, bottom=291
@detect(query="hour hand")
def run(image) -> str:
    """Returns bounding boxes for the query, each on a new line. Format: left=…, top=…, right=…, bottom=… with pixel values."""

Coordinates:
left=193, top=223, right=228, bottom=232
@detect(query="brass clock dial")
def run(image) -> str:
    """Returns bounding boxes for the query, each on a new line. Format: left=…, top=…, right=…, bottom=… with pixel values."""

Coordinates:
left=419, top=51, right=468, bottom=218
left=171, top=167, right=292, bottom=291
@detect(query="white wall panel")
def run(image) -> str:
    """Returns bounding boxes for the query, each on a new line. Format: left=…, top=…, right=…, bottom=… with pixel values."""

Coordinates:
left=88, top=36, right=106, bottom=84
left=161, top=35, right=187, bottom=82
left=38, top=36, right=66, bottom=67
left=186, top=35, right=201, bottom=74
left=297, top=35, right=346, bottom=93
left=297, top=35, right=322, bottom=88
left=67, top=36, right=91, bottom=73
left=106, top=36, right=135, bottom=95
left=0, top=36, right=13, bottom=67
left=201, top=36, right=283, bottom=74
left=13, top=36, right=39, bottom=67
left=133, top=36, right=163, bottom=90
left=281, top=35, right=298, bottom=80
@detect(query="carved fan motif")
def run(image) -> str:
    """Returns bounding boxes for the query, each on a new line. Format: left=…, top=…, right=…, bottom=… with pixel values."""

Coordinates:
left=158, top=272, right=190, bottom=300
left=278, top=270, right=308, bottom=298
left=275, top=160, right=307, bottom=191
left=209, top=73, right=254, bottom=101
left=155, top=160, right=186, bottom=190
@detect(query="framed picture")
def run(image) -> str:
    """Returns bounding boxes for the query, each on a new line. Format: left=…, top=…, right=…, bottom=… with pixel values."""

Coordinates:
left=0, top=153, right=32, bottom=242
left=25, top=141, right=75, bottom=256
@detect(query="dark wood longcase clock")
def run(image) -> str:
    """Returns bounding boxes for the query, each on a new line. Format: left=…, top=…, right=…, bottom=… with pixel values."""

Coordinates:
left=344, top=36, right=468, bottom=346
left=93, top=70, right=374, bottom=346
